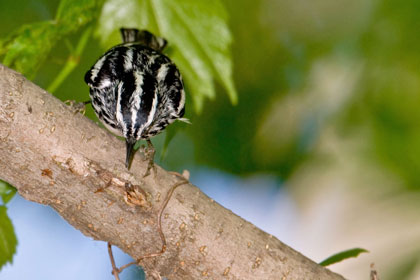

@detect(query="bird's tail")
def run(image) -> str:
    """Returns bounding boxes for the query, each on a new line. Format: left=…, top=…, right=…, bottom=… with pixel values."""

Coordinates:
left=120, top=28, right=167, bottom=52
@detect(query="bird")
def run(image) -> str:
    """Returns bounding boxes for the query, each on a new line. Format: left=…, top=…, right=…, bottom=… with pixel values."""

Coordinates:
left=84, top=28, right=186, bottom=173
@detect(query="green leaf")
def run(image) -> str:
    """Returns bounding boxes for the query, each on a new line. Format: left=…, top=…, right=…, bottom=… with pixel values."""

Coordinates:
left=0, top=21, right=58, bottom=77
left=0, top=206, right=17, bottom=269
left=320, top=248, right=369, bottom=266
left=96, top=0, right=237, bottom=112
left=0, top=181, right=17, bottom=205
left=0, top=0, right=104, bottom=77
left=56, top=0, right=105, bottom=34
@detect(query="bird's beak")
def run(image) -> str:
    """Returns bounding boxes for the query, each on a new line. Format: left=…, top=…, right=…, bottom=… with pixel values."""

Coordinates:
left=125, top=140, right=136, bottom=169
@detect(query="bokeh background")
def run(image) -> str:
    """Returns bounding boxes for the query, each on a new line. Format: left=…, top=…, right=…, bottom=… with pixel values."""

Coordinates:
left=1, top=0, right=420, bottom=279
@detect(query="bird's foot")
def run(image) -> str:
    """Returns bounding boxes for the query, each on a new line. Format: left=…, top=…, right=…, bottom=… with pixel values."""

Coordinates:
left=141, top=139, right=157, bottom=178
left=64, top=100, right=91, bottom=115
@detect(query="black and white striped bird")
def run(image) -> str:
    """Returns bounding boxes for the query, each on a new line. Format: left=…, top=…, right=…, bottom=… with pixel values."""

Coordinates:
left=84, top=28, right=186, bottom=170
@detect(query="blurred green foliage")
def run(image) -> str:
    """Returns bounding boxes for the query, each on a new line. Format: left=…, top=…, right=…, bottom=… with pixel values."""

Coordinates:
left=385, top=253, right=420, bottom=280
left=0, top=0, right=103, bottom=78
left=341, top=0, right=420, bottom=190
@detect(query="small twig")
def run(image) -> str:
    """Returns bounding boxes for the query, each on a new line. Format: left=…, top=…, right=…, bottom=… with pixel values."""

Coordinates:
left=370, top=263, right=379, bottom=280
left=108, top=242, right=121, bottom=280
left=136, top=179, right=188, bottom=260
left=116, top=260, right=137, bottom=273
left=116, top=173, right=189, bottom=274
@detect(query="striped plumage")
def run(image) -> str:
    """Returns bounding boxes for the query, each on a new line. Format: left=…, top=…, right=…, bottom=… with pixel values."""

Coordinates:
left=84, top=29, right=186, bottom=168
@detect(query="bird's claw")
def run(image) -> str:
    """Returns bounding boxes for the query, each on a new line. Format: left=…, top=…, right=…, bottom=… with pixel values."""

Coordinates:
left=141, top=140, right=157, bottom=178
left=65, top=100, right=88, bottom=115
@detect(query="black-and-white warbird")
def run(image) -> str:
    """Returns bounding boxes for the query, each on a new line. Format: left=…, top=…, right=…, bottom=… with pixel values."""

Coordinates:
left=84, top=28, right=186, bottom=172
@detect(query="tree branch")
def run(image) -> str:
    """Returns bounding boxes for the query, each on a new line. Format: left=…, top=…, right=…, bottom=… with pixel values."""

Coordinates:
left=0, top=64, right=344, bottom=279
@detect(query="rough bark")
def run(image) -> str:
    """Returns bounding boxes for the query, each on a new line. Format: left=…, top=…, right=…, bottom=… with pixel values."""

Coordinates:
left=0, top=64, right=344, bottom=279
